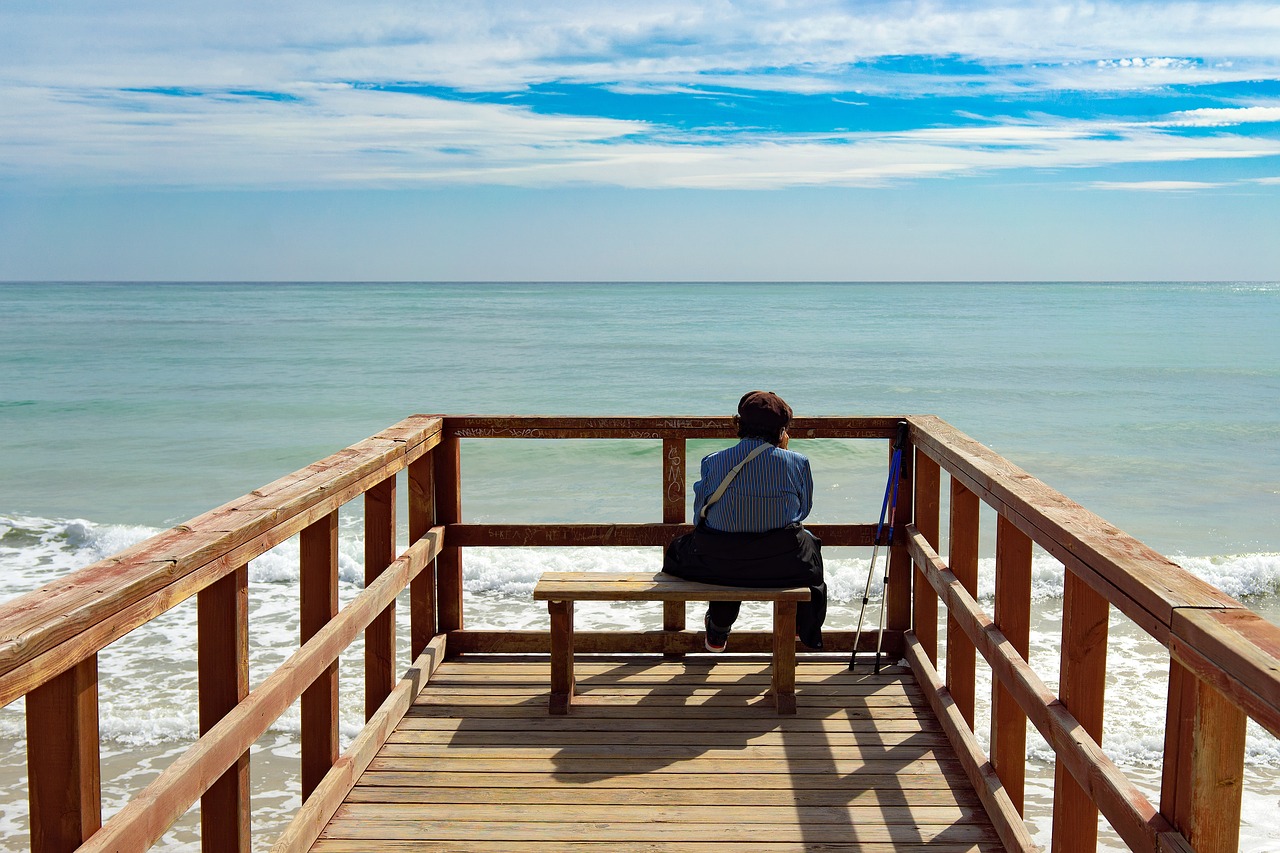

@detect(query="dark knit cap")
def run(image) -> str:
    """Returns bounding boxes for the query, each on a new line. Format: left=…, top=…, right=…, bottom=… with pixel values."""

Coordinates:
left=737, top=390, right=793, bottom=432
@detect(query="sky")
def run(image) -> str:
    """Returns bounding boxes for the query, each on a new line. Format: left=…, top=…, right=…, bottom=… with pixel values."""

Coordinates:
left=1, top=1, right=1278, bottom=281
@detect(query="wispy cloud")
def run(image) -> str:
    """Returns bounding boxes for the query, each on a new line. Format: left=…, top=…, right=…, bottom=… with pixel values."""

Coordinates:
left=1091, top=180, right=1232, bottom=191
left=1159, top=106, right=1280, bottom=126
left=2, top=1, right=1279, bottom=190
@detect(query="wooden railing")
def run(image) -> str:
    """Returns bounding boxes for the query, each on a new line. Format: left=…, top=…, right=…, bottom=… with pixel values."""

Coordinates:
left=903, top=415, right=1280, bottom=853
left=2, top=414, right=1276, bottom=852
left=0, top=416, right=445, bottom=853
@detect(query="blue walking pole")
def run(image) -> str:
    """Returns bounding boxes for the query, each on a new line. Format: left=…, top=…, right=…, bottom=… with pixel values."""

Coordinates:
left=849, top=421, right=909, bottom=670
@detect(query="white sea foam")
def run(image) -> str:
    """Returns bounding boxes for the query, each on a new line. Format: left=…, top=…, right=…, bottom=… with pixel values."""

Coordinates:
left=2, top=512, right=1279, bottom=806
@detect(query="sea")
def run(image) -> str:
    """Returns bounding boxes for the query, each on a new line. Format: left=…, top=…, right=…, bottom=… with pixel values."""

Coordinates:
left=1, top=281, right=1278, bottom=851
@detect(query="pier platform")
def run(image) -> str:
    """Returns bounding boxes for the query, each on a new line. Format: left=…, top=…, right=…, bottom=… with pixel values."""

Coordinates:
left=8, top=414, right=1277, bottom=853
left=311, top=655, right=1000, bottom=852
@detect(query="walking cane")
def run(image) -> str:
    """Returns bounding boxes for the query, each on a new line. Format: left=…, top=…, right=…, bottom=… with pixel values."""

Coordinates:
left=849, top=421, right=909, bottom=670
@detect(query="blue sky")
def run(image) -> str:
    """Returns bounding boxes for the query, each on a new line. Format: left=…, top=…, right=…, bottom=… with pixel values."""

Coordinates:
left=1, top=1, right=1278, bottom=280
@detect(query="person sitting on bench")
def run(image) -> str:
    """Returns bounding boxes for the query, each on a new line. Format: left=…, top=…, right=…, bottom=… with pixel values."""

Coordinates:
left=664, top=390, right=827, bottom=651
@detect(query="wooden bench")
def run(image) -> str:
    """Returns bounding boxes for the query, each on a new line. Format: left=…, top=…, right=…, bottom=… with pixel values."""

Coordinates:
left=532, top=571, right=812, bottom=715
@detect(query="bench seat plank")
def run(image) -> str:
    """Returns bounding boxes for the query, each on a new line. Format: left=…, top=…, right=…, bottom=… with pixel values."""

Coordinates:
left=534, top=572, right=810, bottom=602
left=534, top=572, right=808, bottom=716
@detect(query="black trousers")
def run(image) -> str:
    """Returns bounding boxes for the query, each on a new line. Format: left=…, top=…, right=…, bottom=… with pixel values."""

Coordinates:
left=663, top=523, right=827, bottom=650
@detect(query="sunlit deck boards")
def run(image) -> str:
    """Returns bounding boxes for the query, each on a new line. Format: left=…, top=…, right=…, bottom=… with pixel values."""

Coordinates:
left=310, top=655, right=1001, bottom=852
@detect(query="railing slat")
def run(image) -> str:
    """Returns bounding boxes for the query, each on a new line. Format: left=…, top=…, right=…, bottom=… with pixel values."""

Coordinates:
left=947, top=478, right=980, bottom=727
left=1051, top=569, right=1109, bottom=853
left=408, top=453, right=436, bottom=659
left=434, top=432, right=463, bottom=634
left=913, top=449, right=941, bottom=665
left=300, top=511, right=339, bottom=799
left=1160, top=659, right=1247, bottom=852
left=662, top=438, right=687, bottom=646
left=364, top=475, right=397, bottom=720
left=992, top=514, right=1032, bottom=815
left=197, top=565, right=249, bottom=853
left=26, top=655, right=101, bottom=853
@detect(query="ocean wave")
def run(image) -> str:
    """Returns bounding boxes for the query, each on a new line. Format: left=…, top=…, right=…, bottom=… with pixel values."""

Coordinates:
left=6, top=512, right=1280, bottom=613
left=4, top=512, right=1280, bottom=759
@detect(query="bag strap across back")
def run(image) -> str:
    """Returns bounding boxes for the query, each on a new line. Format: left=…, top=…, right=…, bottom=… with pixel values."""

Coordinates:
left=699, top=442, right=771, bottom=520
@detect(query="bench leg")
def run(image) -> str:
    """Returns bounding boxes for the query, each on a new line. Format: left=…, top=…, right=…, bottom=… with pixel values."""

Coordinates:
left=549, top=600, right=574, bottom=714
left=772, top=600, right=798, bottom=714
left=663, top=601, right=686, bottom=659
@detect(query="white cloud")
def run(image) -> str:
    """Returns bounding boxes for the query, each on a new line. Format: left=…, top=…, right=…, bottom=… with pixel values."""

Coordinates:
left=1159, top=106, right=1280, bottom=127
left=2, top=2, right=1280, bottom=191
left=3, top=1, right=1280, bottom=94
left=4, top=81, right=1278, bottom=190
left=1091, top=180, right=1230, bottom=191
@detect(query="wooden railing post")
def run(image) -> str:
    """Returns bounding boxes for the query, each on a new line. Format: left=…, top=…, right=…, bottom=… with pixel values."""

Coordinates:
left=408, top=452, right=437, bottom=659
left=26, top=656, right=101, bottom=853
left=1160, top=659, right=1247, bottom=852
left=886, top=435, right=914, bottom=647
left=992, top=514, right=1033, bottom=814
left=947, top=478, right=979, bottom=727
left=300, top=510, right=339, bottom=799
left=198, top=564, right=249, bottom=853
left=1051, top=569, right=1109, bottom=853
left=364, top=475, right=397, bottom=720
left=434, top=431, right=463, bottom=635
left=662, top=437, right=686, bottom=651
left=913, top=450, right=941, bottom=665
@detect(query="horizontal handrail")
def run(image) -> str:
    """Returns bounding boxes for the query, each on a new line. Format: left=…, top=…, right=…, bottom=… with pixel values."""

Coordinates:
left=905, top=414, right=1280, bottom=853
left=79, top=528, right=445, bottom=853
left=0, top=415, right=442, bottom=705
left=908, top=414, right=1280, bottom=739
left=907, top=526, right=1177, bottom=851
left=445, top=414, right=905, bottom=439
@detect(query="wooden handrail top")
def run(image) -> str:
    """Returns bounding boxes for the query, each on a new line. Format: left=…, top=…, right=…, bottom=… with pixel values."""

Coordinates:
left=0, top=415, right=442, bottom=702
left=450, top=522, right=881, bottom=548
left=443, top=414, right=907, bottom=439
left=907, top=414, right=1280, bottom=740
left=533, top=571, right=811, bottom=602
left=909, top=415, right=1239, bottom=632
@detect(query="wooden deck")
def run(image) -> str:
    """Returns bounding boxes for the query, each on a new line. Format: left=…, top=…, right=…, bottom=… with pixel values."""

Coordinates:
left=312, top=654, right=1002, bottom=852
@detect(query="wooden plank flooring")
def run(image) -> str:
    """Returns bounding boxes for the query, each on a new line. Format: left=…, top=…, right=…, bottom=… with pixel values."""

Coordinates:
left=313, top=655, right=1002, bottom=852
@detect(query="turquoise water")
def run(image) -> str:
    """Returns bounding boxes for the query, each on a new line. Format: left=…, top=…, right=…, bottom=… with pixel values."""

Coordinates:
left=2, top=281, right=1277, bottom=553
left=2, top=281, right=1280, bottom=850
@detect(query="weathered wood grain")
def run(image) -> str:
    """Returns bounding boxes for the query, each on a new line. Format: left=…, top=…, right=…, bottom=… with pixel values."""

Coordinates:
left=77, top=530, right=444, bottom=853
left=365, top=475, right=397, bottom=720
left=904, top=633, right=1038, bottom=853
left=300, top=512, right=340, bottom=800
left=197, top=565, right=250, bottom=853
left=271, top=637, right=447, bottom=853
left=301, top=655, right=997, bottom=851
left=947, top=478, right=980, bottom=728
left=908, top=414, right=1237, bottom=641
left=992, top=514, right=1032, bottom=815
left=0, top=416, right=441, bottom=702
left=26, top=655, right=100, bottom=853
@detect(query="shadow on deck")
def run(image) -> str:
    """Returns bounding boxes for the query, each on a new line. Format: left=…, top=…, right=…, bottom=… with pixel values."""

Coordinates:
left=313, top=655, right=1001, bottom=852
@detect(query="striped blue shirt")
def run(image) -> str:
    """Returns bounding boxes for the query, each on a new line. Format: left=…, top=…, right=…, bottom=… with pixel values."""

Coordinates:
left=692, top=438, right=813, bottom=533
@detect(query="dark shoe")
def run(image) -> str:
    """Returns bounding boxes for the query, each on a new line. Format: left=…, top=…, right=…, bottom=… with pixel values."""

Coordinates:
left=704, top=613, right=729, bottom=653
